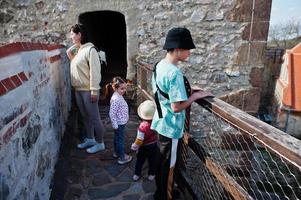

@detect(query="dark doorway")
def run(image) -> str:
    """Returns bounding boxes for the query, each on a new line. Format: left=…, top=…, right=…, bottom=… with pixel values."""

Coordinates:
left=78, top=11, right=127, bottom=87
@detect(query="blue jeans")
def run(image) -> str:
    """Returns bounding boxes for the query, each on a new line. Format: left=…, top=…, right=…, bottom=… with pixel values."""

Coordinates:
left=114, top=124, right=126, bottom=159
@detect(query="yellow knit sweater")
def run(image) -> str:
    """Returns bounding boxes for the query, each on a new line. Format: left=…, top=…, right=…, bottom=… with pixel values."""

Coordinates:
left=70, top=42, right=101, bottom=92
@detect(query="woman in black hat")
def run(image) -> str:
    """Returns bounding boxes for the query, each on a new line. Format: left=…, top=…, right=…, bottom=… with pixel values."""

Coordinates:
left=151, top=27, right=212, bottom=200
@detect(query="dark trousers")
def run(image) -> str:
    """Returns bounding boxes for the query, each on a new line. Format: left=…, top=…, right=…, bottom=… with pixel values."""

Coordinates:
left=154, top=135, right=181, bottom=200
left=134, top=142, right=158, bottom=176
left=75, top=91, right=105, bottom=143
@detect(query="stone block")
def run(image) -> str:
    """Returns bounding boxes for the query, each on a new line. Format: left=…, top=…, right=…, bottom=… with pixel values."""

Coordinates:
left=64, top=184, right=83, bottom=200
left=220, top=89, right=245, bottom=109
left=233, top=42, right=266, bottom=66
left=226, top=0, right=253, bottom=22
left=0, top=11, right=14, bottom=23
left=18, top=72, right=28, bottom=82
left=226, top=0, right=272, bottom=22
left=220, top=87, right=261, bottom=113
left=253, top=0, right=272, bottom=21
left=1, top=77, right=16, bottom=91
left=0, top=82, right=7, bottom=96
left=10, top=75, right=22, bottom=87
left=36, top=154, right=51, bottom=179
left=243, top=87, right=261, bottom=112
left=249, top=67, right=263, bottom=87
left=22, top=124, right=41, bottom=156
left=242, top=21, right=270, bottom=41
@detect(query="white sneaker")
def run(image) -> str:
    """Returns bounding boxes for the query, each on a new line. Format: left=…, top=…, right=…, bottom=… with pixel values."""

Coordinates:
left=148, top=175, right=155, bottom=181
left=117, top=154, right=132, bottom=165
left=86, top=142, right=105, bottom=153
left=112, top=152, right=118, bottom=158
left=77, top=138, right=96, bottom=149
left=132, top=175, right=140, bottom=181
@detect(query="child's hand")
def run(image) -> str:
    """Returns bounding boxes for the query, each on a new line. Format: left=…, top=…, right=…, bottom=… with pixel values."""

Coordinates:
left=131, top=143, right=139, bottom=151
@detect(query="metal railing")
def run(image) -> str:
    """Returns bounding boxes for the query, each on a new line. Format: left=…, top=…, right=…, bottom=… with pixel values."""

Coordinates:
left=136, top=61, right=301, bottom=200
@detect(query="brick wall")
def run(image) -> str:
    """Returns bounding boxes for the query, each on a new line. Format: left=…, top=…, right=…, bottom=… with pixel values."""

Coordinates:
left=0, top=42, right=71, bottom=200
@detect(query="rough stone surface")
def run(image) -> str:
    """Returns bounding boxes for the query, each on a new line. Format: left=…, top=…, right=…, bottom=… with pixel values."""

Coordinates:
left=242, top=21, right=270, bottom=41
left=0, top=46, right=71, bottom=200
left=249, top=67, right=263, bottom=87
left=233, top=42, right=266, bottom=66
left=0, top=1, right=272, bottom=112
left=50, top=105, right=158, bottom=200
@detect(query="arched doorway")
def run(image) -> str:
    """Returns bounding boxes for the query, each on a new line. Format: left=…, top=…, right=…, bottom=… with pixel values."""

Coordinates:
left=78, top=11, right=127, bottom=87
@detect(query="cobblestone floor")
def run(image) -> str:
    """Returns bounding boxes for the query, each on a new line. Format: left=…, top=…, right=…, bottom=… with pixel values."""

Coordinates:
left=50, top=105, right=156, bottom=200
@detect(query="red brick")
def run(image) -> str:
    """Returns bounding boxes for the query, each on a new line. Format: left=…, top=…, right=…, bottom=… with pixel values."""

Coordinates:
left=0, top=43, right=23, bottom=58
left=18, top=72, right=28, bottom=82
left=0, top=82, right=7, bottom=96
left=1, top=78, right=16, bottom=91
left=3, top=126, right=14, bottom=144
left=20, top=115, right=28, bottom=127
left=10, top=75, right=22, bottom=87
left=49, top=55, right=61, bottom=63
left=0, top=42, right=51, bottom=59
left=48, top=44, right=65, bottom=51
left=40, top=43, right=48, bottom=50
left=32, top=43, right=43, bottom=50
left=19, top=42, right=28, bottom=51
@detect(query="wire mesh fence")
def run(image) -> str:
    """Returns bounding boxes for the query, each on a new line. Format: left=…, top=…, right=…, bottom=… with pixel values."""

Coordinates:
left=177, top=101, right=301, bottom=200
left=136, top=62, right=301, bottom=200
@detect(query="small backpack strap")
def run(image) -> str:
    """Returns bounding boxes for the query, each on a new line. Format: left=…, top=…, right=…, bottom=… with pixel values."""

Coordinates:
left=153, top=62, right=169, bottom=118
left=153, top=62, right=169, bottom=99
left=154, top=91, right=163, bottom=118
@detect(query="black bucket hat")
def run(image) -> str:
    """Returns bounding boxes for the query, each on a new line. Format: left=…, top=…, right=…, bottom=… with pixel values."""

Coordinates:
left=163, top=27, right=196, bottom=50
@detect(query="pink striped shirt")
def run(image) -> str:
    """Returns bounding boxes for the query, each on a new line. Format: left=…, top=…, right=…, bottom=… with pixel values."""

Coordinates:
left=109, top=92, right=129, bottom=129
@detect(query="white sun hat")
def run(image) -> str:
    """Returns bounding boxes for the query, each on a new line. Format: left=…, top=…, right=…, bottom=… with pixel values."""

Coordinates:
left=137, top=100, right=156, bottom=120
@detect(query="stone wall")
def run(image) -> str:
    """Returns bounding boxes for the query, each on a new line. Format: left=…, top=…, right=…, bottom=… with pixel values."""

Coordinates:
left=0, top=1, right=273, bottom=198
left=0, top=42, right=71, bottom=199
left=1, top=0, right=272, bottom=114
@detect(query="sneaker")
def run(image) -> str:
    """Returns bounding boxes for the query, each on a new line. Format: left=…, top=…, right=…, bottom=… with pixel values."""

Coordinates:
left=77, top=138, right=96, bottom=149
left=86, top=142, right=105, bottom=153
left=112, top=152, right=118, bottom=158
left=132, top=174, right=140, bottom=181
left=117, top=154, right=132, bottom=165
left=148, top=175, right=155, bottom=181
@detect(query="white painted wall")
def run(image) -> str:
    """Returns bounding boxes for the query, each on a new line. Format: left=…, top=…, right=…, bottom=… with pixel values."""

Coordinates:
left=0, top=44, right=71, bottom=200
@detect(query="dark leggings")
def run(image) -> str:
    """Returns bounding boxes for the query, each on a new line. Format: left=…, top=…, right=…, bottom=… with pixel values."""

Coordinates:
left=134, top=142, right=158, bottom=176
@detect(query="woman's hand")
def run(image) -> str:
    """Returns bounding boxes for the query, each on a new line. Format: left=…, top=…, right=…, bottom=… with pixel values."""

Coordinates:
left=90, top=90, right=98, bottom=103
left=90, top=94, right=98, bottom=103
left=66, top=44, right=79, bottom=60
